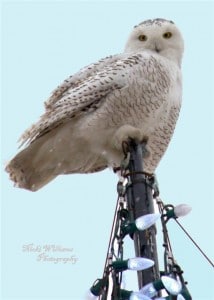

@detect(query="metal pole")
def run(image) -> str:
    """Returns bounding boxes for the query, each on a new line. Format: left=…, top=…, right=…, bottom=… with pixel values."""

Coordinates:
left=126, top=140, right=159, bottom=288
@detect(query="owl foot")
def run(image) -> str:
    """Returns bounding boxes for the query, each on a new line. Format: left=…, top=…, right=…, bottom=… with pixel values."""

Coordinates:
left=113, top=125, right=148, bottom=152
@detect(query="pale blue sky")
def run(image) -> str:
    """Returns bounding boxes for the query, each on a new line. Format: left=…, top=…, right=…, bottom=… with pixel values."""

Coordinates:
left=1, top=1, right=214, bottom=300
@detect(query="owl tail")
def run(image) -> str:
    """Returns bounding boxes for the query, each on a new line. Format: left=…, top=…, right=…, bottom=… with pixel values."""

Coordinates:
left=5, top=131, right=62, bottom=191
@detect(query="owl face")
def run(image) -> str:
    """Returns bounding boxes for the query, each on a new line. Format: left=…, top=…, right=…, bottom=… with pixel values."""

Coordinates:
left=124, top=19, right=184, bottom=66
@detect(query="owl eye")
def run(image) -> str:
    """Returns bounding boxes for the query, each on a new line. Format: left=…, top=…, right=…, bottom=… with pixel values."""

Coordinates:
left=163, top=32, right=172, bottom=39
left=138, top=34, right=147, bottom=41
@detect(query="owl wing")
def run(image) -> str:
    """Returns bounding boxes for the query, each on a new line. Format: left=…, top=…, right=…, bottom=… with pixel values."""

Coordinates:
left=45, top=54, right=122, bottom=109
left=19, top=53, right=142, bottom=146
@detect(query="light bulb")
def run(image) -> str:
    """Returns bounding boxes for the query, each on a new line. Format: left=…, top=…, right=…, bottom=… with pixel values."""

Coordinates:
left=140, top=276, right=182, bottom=298
left=112, top=257, right=154, bottom=272
left=161, top=276, right=182, bottom=295
left=177, top=294, right=186, bottom=300
left=121, top=213, right=160, bottom=238
left=140, top=282, right=157, bottom=298
left=120, top=289, right=152, bottom=300
left=89, top=278, right=106, bottom=297
left=128, top=257, right=154, bottom=271
left=86, top=290, right=98, bottom=299
left=135, top=213, right=160, bottom=231
left=174, top=204, right=192, bottom=218
left=130, top=292, right=152, bottom=300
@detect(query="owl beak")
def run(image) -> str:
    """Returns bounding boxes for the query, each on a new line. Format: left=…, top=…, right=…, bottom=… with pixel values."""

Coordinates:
left=155, top=46, right=160, bottom=53
left=155, top=45, right=160, bottom=53
left=154, top=42, right=161, bottom=53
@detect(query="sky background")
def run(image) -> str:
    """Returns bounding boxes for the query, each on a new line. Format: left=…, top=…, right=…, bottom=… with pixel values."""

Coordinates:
left=1, top=1, right=214, bottom=300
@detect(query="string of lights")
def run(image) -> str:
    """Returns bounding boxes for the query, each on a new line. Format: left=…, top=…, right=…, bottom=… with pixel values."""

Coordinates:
left=88, top=141, right=213, bottom=300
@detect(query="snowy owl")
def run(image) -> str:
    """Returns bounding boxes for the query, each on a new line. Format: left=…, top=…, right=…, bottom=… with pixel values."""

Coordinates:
left=6, top=18, right=184, bottom=191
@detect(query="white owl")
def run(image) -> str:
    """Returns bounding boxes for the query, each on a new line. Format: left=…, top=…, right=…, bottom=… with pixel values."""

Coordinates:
left=6, top=18, right=184, bottom=191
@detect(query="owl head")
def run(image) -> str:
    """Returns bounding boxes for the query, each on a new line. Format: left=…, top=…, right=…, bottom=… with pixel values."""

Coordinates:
left=124, top=18, right=184, bottom=67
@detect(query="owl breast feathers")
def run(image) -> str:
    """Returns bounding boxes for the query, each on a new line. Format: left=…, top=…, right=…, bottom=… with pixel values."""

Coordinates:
left=5, top=18, right=184, bottom=191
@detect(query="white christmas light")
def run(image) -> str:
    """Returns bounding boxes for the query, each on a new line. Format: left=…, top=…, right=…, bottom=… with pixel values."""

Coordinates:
left=135, top=213, right=161, bottom=231
left=120, top=289, right=152, bottom=300
left=128, top=257, right=154, bottom=271
left=86, top=290, right=98, bottom=299
left=140, top=282, right=157, bottom=298
left=130, top=292, right=152, bottom=300
left=121, top=213, right=160, bottom=238
left=140, top=276, right=182, bottom=297
left=177, top=294, right=186, bottom=300
left=112, top=257, right=154, bottom=272
left=89, top=278, right=106, bottom=298
left=174, top=204, right=192, bottom=218
left=154, top=297, right=185, bottom=300
left=161, top=276, right=182, bottom=295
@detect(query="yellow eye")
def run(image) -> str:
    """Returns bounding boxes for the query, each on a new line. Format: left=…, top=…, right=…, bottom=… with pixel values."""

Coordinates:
left=138, top=34, right=147, bottom=41
left=163, top=32, right=172, bottom=39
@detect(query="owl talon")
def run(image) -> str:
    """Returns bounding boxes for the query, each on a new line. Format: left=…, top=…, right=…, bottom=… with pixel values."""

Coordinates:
left=113, top=125, right=145, bottom=151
